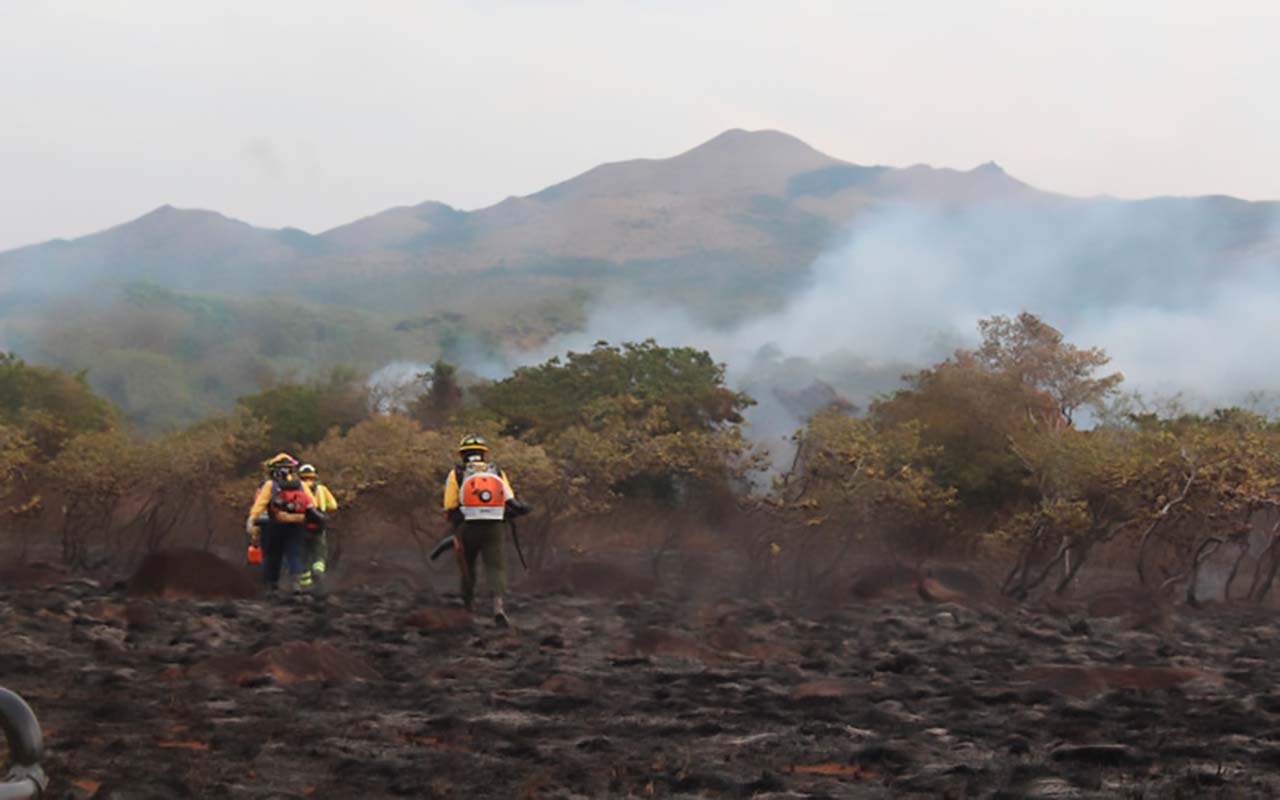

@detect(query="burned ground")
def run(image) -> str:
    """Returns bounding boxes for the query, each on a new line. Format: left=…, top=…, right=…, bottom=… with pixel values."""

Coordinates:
left=3, top=556, right=1280, bottom=798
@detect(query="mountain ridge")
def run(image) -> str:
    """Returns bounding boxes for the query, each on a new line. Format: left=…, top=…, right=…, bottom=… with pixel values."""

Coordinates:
left=0, top=129, right=1058, bottom=259
left=1, top=129, right=1277, bottom=318
left=4, top=129, right=1279, bottom=432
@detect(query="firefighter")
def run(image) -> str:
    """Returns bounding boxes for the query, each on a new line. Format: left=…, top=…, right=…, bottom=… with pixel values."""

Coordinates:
left=442, top=434, right=527, bottom=626
left=246, top=453, right=320, bottom=591
left=297, top=463, right=338, bottom=589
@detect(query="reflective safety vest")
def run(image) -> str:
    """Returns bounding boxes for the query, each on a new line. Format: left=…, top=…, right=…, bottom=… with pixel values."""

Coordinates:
left=458, top=462, right=510, bottom=521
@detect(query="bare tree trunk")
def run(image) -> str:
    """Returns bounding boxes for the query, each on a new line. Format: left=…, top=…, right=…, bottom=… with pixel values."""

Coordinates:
left=1010, top=536, right=1070, bottom=599
left=1184, top=537, right=1223, bottom=607
left=813, top=529, right=858, bottom=596
left=1223, top=531, right=1253, bottom=602
left=1002, top=522, right=1046, bottom=596
left=1247, top=524, right=1280, bottom=602
left=1251, top=539, right=1280, bottom=602
left=1054, top=541, right=1092, bottom=595
left=201, top=495, right=217, bottom=551
left=1136, top=468, right=1196, bottom=586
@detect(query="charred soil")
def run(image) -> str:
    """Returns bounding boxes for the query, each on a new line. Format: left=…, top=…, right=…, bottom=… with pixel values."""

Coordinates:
left=4, top=561, right=1280, bottom=798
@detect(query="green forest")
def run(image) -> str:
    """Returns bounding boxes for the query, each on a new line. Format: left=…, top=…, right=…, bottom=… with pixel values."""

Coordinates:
left=3, top=311, right=1279, bottom=605
left=15, top=281, right=594, bottom=431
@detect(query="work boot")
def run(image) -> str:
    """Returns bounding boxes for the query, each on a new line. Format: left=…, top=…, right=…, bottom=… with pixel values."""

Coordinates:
left=493, top=596, right=508, bottom=628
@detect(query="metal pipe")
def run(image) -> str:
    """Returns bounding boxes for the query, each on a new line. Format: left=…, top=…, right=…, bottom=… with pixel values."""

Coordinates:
left=0, top=689, right=46, bottom=799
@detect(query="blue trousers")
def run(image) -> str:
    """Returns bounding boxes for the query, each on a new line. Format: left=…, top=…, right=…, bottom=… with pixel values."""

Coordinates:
left=264, top=523, right=305, bottom=587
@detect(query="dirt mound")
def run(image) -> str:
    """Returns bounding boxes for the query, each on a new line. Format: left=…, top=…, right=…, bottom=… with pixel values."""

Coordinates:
left=127, top=548, right=258, bottom=600
left=1017, top=665, right=1222, bottom=699
left=850, top=563, right=921, bottom=601
left=926, top=565, right=987, bottom=596
left=918, top=578, right=969, bottom=604
left=526, top=559, right=656, bottom=598
left=192, top=641, right=380, bottom=685
left=917, top=566, right=989, bottom=606
left=403, top=607, right=472, bottom=632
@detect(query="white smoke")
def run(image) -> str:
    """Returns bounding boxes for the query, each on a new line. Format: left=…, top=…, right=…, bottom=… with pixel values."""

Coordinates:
left=533, top=197, right=1280, bottom=461
left=366, top=360, right=432, bottom=413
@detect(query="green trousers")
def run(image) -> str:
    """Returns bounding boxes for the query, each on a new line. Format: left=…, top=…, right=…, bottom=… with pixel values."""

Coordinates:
left=306, top=529, right=328, bottom=573
left=296, top=530, right=327, bottom=589
left=459, top=521, right=506, bottom=608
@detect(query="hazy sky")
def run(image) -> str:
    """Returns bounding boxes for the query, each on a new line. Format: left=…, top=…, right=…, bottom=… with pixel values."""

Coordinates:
left=2, top=1, right=1276, bottom=251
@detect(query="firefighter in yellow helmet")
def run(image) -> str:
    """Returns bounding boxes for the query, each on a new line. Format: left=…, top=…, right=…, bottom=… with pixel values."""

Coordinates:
left=442, top=434, right=528, bottom=626
left=246, top=453, right=320, bottom=591
left=297, top=463, right=338, bottom=589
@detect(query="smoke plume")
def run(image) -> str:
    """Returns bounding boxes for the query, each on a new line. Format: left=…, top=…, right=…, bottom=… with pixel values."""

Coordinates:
left=538, top=197, right=1280, bottom=460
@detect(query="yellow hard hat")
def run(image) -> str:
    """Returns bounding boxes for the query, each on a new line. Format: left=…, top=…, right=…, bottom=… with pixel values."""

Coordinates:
left=457, top=434, right=489, bottom=459
left=264, top=452, right=299, bottom=469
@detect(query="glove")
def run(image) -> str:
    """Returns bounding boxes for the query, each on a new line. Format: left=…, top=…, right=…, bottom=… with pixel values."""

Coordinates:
left=446, top=508, right=465, bottom=526
left=246, top=519, right=257, bottom=538
left=305, top=507, right=327, bottom=526
left=505, top=498, right=531, bottom=517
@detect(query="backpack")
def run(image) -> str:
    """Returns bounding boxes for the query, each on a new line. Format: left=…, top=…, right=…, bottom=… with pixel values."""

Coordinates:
left=268, top=475, right=313, bottom=523
left=456, top=462, right=510, bottom=521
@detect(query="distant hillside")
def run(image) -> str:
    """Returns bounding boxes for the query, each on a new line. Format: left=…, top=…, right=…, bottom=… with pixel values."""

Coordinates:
left=0, top=129, right=1068, bottom=320
left=2, top=129, right=1279, bottom=430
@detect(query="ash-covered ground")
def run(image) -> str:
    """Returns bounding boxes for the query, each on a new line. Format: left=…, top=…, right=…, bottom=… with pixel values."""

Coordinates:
left=3, top=554, right=1280, bottom=799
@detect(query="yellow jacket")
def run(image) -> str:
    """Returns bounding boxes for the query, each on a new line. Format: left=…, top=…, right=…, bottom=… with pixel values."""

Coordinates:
left=247, top=479, right=317, bottom=526
left=304, top=480, right=338, bottom=512
left=443, top=463, right=515, bottom=515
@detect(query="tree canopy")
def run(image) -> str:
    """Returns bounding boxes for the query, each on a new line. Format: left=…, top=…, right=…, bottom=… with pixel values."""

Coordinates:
left=480, top=339, right=753, bottom=441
